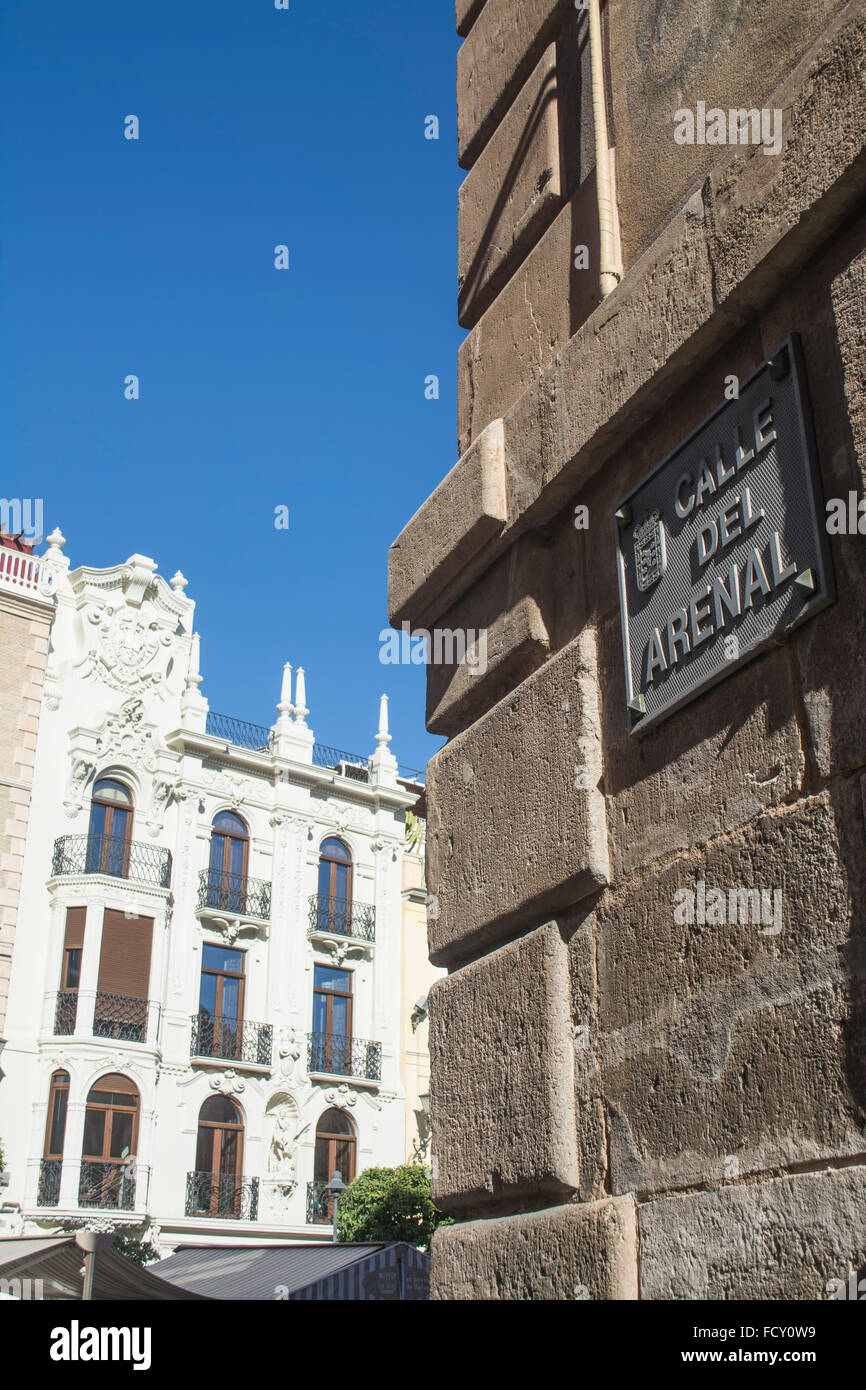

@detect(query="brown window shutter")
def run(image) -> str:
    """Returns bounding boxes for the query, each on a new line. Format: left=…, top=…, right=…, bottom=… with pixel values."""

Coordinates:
left=97, top=910, right=154, bottom=999
left=62, top=906, right=86, bottom=953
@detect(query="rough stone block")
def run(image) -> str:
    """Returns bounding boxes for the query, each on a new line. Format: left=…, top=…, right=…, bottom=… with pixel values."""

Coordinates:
left=431, top=1197, right=638, bottom=1300
left=456, top=0, right=485, bottom=37
left=609, top=0, right=852, bottom=265
left=639, top=1166, right=866, bottom=1300
left=426, top=626, right=609, bottom=966
left=457, top=0, right=573, bottom=169
left=596, top=611, right=805, bottom=880
left=458, top=45, right=561, bottom=328
left=795, top=237, right=866, bottom=778
left=458, top=172, right=599, bottom=458
left=429, top=923, right=578, bottom=1210
left=425, top=532, right=552, bottom=736
left=388, top=417, right=506, bottom=628
left=591, top=786, right=866, bottom=1197
left=704, top=6, right=866, bottom=315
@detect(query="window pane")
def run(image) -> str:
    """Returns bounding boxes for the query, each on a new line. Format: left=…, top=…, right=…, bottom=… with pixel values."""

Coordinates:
left=199, top=972, right=217, bottom=1018
left=330, top=996, right=349, bottom=1037
left=314, top=965, right=350, bottom=993
left=208, top=836, right=225, bottom=874
left=199, top=1095, right=240, bottom=1125
left=334, top=1139, right=353, bottom=1179
left=64, top=948, right=82, bottom=990
left=312, top=993, right=328, bottom=1035
left=203, top=945, right=243, bottom=974
left=220, top=977, right=241, bottom=1020
left=314, top=1138, right=331, bottom=1182
left=228, top=838, right=245, bottom=876
left=82, top=1109, right=104, bottom=1157
left=333, top=862, right=349, bottom=901
left=109, top=1111, right=134, bottom=1158
left=318, top=1108, right=352, bottom=1136
left=213, top=812, right=246, bottom=835
left=219, top=1128, right=239, bottom=1176
left=321, top=838, right=350, bottom=862
left=195, top=1125, right=214, bottom=1173
left=88, top=802, right=108, bottom=839
left=48, top=1090, right=68, bottom=1156
left=93, top=779, right=132, bottom=807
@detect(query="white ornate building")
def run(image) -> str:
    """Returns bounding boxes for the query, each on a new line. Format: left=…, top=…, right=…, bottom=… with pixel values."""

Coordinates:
left=0, top=533, right=422, bottom=1251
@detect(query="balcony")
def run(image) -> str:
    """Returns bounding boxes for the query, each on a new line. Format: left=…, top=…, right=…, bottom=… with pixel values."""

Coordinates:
left=54, top=990, right=78, bottom=1035
left=307, top=1031, right=381, bottom=1083
left=185, top=1172, right=259, bottom=1221
left=306, top=1180, right=333, bottom=1225
left=190, top=1012, right=273, bottom=1067
left=37, top=1158, right=62, bottom=1207
left=78, top=1159, right=138, bottom=1211
left=196, top=868, right=271, bottom=923
left=51, top=990, right=157, bottom=1045
left=307, top=893, right=375, bottom=943
left=51, top=833, right=172, bottom=890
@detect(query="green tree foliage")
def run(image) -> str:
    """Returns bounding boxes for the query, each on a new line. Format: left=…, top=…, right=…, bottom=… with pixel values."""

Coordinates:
left=336, top=1165, right=450, bottom=1248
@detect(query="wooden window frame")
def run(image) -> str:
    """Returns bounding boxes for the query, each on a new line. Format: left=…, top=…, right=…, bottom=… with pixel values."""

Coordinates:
left=87, top=779, right=134, bottom=877
left=318, top=838, right=353, bottom=914
left=208, top=813, right=249, bottom=912
left=43, top=1070, right=70, bottom=1159
left=81, top=1074, right=140, bottom=1163
left=200, top=945, right=246, bottom=1026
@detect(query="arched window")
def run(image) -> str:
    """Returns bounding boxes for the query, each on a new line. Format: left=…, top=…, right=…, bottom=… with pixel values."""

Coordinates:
left=87, top=778, right=133, bottom=877
left=315, top=1107, right=356, bottom=1183
left=207, top=811, right=249, bottom=912
left=317, top=838, right=352, bottom=933
left=38, top=1070, right=69, bottom=1207
left=311, top=1108, right=356, bottom=1224
left=191, top=1094, right=244, bottom=1217
left=80, top=1073, right=139, bottom=1210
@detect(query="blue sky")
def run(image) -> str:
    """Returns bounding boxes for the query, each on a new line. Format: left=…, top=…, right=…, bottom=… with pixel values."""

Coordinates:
left=0, top=0, right=462, bottom=774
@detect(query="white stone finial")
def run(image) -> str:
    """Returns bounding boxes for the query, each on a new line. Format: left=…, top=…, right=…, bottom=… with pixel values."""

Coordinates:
left=185, top=632, right=203, bottom=690
left=294, top=667, right=309, bottom=726
left=279, top=662, right=293, bottom=714
left=46, top=527, right=66, bottom=553
left=375, top=693, right=391, bottom=746
left=170, top=570, right=188, bottom=593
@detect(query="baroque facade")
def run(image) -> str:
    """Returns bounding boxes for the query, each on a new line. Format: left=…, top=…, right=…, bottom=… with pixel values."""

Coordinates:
left=390, top=1, right=866, bottom=1298
left=0, top=534, right=424, bottom=1251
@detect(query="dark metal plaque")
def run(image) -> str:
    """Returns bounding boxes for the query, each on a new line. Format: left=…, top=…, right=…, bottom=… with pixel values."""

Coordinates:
left=615, top=336, right=833, bottom=735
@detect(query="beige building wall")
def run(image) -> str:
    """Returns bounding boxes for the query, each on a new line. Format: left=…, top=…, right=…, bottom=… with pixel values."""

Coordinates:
left=0, top=554, right=55, bottom=1040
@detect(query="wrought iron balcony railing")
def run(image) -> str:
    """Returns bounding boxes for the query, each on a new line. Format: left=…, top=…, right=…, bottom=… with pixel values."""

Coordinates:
left=307, top=1031, right=381, bottom=1082
left=307, top=893, right=376, bottom=942
left=206, top=711, right=272, bottom=751
left=37, top=1158, right=62, bottom=1208
left=312, top=743, right=370, bottom=781
left=52, top=990, right=156, bottom=1044
left=93, top=992, right=149, bottom=1043
left=306, top=1180, right=333, bottom=1225
left=52, top=834, right=172, bottom=890
left=197, top=868, right=271, bottom=920
left=78, top=1159, right=137, bottom=1211
left=185, top=1172, right=259, bottom=1221
left=191, top=1012, right=273, bottom=1067
left=54, top=990, right=78, bottom=1036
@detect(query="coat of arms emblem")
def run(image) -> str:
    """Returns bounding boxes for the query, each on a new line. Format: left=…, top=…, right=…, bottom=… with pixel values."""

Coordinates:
left=633, top=510, right=667, bottom=592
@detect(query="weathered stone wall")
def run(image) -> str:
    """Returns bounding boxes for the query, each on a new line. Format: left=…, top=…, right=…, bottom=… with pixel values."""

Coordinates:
left=389, top=0, right=866, bottom=1298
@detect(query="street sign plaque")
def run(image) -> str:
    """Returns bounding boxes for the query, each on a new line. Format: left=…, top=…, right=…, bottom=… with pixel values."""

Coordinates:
left=615, top=336, right=833, bottom=735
